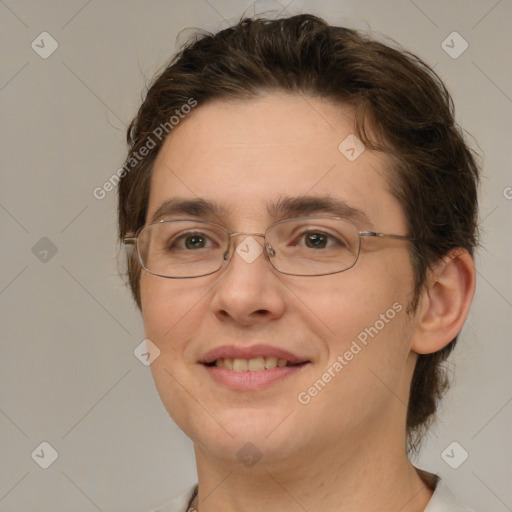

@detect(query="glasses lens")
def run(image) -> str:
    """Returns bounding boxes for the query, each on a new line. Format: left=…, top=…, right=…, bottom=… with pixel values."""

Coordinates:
left=137, top=220, right=228, bottom=277
left=266, top=217, right=360, bottom=276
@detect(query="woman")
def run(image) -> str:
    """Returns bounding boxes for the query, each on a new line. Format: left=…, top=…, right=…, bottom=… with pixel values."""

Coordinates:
left=118, top=14, right=479, bottom=512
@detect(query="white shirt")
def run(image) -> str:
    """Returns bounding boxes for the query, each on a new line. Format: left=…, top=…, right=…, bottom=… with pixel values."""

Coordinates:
left=153, top=477, right=476, bottom=512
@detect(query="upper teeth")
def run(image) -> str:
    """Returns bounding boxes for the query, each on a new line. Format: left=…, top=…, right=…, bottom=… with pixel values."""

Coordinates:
left=214, top=357, right=289, bottom=371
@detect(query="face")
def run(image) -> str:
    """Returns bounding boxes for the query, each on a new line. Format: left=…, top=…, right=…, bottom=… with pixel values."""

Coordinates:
left=140, top=93, right=419, bottom=467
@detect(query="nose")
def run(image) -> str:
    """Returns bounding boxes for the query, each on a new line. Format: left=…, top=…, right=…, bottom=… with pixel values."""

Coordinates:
left=210, top=234, right=287, bottom=326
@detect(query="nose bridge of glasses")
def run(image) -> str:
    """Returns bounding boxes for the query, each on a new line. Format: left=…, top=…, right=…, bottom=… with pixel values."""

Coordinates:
left=228, top=231, right=266, bottom=239
left=224, top=231, right=268, bottom=261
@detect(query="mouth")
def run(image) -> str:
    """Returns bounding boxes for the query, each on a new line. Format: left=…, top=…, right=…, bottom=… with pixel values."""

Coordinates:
left=200, top=345, right=310, bottom=390
left=205, top=356, right=306, bottom=371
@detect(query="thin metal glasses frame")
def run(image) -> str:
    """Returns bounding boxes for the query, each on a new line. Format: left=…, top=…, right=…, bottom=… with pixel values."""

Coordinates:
left=123, top=217, right=416, bottom=279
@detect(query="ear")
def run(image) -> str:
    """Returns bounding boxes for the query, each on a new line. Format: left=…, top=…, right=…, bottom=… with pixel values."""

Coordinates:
left=411, top=248, right=476, bottom=355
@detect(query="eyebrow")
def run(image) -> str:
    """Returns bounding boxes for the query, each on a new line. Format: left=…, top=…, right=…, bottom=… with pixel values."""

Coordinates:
left=268, top=196, right=374, bottom=229
left=149, top=195, right=373, bottom=229
left=149, top=198, right=228, bottom=223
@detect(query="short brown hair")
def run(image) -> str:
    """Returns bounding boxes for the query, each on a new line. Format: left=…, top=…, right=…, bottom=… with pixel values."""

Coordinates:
left=118, top=14, right=479, bottom=453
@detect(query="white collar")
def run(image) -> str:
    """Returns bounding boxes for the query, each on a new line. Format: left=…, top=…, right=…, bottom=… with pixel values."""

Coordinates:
left=155, top=477, right=475, bottom=512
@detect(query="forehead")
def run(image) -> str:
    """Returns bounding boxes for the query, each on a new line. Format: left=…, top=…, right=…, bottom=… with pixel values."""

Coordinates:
left=147, top=93, right=406, bottom=231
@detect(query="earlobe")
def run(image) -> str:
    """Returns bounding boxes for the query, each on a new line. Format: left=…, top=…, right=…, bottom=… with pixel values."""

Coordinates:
left=411, top=249, right=476, bottom=355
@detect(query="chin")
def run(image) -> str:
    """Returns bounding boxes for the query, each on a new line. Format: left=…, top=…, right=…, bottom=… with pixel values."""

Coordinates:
left=193, top=430, right=302, bottom=470
left=186, top=408, right=301, bottom=460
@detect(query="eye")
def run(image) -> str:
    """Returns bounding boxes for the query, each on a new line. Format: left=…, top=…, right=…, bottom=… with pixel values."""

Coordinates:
left=297, top=230, right=345, bottom=249
left=184, top=234, right=208, bottom=249
left=170, top=231, right=216, bottom=250
left=304, top=232, right=329, bottom=249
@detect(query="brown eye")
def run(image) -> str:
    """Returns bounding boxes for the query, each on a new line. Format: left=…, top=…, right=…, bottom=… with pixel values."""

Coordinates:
left=304, top=233, right=328, bottom=249
left=184, top=234, right=207, bottom=249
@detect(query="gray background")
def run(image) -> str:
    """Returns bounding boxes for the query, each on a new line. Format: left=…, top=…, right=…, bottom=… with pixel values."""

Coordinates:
left=1, top=0, right=511, bottom=511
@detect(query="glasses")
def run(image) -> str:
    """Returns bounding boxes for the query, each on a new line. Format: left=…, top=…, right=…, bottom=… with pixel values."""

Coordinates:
left=123, top=217, right=416, bottom=278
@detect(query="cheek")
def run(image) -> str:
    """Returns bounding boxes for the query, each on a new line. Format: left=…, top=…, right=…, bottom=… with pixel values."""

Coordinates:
left=140, top=275, right=207, bottom=356
left=140, top=275, right=207, bottom=431
left=296, top=250, right=415, bottom=407
left=298, top=298, right=412, bottom=426
left=326, top=257, right=414, bottom=387
left=140, top=276, right=169, bottom=341
left=290, top=251, right=411, bottom=342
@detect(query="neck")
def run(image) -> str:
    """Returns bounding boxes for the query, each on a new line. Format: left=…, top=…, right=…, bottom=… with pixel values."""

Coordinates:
left=189, top=414, right=434, bottom=512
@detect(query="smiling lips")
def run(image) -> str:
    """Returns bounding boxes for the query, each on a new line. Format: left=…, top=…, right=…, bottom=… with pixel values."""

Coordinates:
left=201, top=343, right=307, bottom=366
left=200, top=344, right=309, bottom=390
left=214, top=356, right=290, bottom=371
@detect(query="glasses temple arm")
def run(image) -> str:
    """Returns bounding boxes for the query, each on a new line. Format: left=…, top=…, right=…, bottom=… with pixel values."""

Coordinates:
left=359, top=231, right=416, bottom=241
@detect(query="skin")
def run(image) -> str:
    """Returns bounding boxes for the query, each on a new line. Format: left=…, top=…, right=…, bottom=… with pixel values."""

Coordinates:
left=139, top=93, right=475, bottom=512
